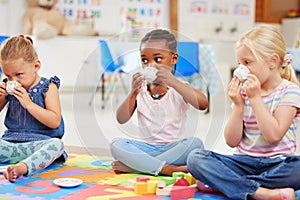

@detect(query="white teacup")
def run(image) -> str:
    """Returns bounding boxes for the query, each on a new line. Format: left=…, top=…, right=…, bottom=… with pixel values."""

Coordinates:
left=6, top=81, right=20, bottom=94
left=233, top=64, right=250, bottom=82
left=143, top=66, right=158, bottom=83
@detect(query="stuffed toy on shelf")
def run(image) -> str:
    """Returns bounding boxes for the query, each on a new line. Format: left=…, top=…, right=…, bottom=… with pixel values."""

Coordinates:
left=23, top=0, right=98, bottom=39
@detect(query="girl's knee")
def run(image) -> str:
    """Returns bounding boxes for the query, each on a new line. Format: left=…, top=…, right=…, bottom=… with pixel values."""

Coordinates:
left=49, top=138, right=64, bottom=151
left=185, top=137, right=204, bottom=149
left=187, top=149, right=207, bottom=166
left=111, top=138, right=132, bottom=148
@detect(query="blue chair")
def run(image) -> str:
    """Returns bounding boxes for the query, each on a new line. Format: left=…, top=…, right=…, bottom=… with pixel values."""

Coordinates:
left=0, top=36, right=9, bottom=78
left=175, top=41, right=209, bottom=113
left=175, top=41, right=200, bottom=77
left=89, top=39, right=124, bottom=108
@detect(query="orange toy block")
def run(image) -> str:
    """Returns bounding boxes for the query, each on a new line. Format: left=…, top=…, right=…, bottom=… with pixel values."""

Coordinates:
left=134, top=182, right=148, bottom=195
left=170, top=186, right=195, bottom=200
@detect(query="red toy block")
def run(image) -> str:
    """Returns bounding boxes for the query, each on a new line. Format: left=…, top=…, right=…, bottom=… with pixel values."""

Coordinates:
left=173, top=177, right=190, bottom=186
left=136, top=176, right=150, bottom=182
left=170, top=186, right=195, bottom=200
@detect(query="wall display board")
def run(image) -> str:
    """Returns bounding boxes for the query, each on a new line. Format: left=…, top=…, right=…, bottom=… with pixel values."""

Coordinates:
left=178, top=0, right=255, bottom=41
left=56, top=0, right=169, bottom=37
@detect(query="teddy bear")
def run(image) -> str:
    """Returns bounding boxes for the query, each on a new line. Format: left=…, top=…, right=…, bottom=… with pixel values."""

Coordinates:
left=23, top=0, right=97, bottom=39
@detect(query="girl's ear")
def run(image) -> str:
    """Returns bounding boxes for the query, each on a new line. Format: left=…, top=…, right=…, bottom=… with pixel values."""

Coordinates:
left=270, top=54, right=280, bottom=69
left=172, top=53, right=178, bottom=65
left=34, top=60, right=41, bottom=71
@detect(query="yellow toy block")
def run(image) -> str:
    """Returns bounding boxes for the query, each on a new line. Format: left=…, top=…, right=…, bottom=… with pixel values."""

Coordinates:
left=184, top=173, right=196, bottom=185
left=147, top=180, right=158, bottom=194
left=134, top=182, right=148, bottom=195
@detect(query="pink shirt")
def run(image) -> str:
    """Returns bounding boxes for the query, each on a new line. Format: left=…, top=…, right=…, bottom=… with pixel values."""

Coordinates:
left=136, top=83, right=189, bottom=144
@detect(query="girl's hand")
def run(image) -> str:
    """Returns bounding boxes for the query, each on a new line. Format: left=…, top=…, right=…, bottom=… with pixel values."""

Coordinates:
left=228, top=77, right=244, bottom=105
left=0, top=82, right=8, bottom=96
left=154, top=66, right=176, bottom=86
left=243, top=74, right=261, bottom=99
left=11, top=86, right=32, bottom=109
left=131, top=72, right=144, bottom=93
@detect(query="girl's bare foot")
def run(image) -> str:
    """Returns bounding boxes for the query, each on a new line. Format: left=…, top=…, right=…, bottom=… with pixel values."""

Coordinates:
left=3, top=163, right=28, bottom=182
left=159, top=164, right=188, bottom=176
left=111, top=161, right=140, bottom=174
left=250, top=187, right=295, bottom=200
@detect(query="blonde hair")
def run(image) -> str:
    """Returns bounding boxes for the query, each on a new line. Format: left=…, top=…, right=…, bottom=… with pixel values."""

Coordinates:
left=236, top=24, right=299, bottom=85
left=0, top=35, right=38, bottom=64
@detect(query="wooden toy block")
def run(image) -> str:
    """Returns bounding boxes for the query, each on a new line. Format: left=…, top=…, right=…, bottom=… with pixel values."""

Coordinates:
left=172, top=172, right=186, bottom=179
left=173, top=177, right=190, bottom=186
left=136, top=176, right=150, bottom=182
left=184, top=173, right=196, bottom=185
left=161, top=176, right=176, bottom=186
left=147, top=180, right=158, bottom=194
left=157, top=180, right=166, bottom=188
left=134, top=182, right=148, bottom=195
left=156, top=185, right=173, bottom=196
left=127, top=179, right=136, bottom=188
left=170, top=186, right=195, bottom=200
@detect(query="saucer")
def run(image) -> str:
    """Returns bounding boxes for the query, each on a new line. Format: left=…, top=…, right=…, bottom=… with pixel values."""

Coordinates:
left=53, top=178, right=83, bottom=187
left=0, top=166, right=7, bottom=174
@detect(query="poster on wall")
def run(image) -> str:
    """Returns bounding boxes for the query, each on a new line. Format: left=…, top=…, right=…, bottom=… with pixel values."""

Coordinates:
left=189, top=0, right=253, bottom=20
left=120, top=0, right=169, bottom=40
left=56, top=0, right=169, bottom=38
left=56, top=0, right=121, bottom=35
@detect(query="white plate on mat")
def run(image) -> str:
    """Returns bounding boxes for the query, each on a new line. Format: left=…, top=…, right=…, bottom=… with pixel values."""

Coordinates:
left=53, top=178, right=83, bottom=187
left=0, top=166, right=8, bottom=174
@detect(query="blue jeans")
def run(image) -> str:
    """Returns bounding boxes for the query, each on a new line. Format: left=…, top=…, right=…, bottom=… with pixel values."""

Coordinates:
left=187, top=149, right=300, bottom=200
left=110, top=137, right=203, bottom=175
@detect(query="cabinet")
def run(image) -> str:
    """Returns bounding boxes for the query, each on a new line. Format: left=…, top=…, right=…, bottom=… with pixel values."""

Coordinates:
left=281, top=18, right=300, bottom=47
left=255, top=0, right=299, bottom=23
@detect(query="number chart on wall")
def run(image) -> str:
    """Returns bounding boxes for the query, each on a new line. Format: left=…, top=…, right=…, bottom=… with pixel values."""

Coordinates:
left=56, top=0, right=169, bottom=37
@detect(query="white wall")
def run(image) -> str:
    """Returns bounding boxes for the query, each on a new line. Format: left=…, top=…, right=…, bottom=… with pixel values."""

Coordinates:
left=0, top=0, right=26, bottom=35
left=177, top=0, right=256, bottom=87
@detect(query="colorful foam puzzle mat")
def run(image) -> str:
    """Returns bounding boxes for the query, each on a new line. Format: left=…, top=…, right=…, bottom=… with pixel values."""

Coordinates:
left=0, top=153, right=299, bottom=200
left=0, top=154, right=227, bottom=199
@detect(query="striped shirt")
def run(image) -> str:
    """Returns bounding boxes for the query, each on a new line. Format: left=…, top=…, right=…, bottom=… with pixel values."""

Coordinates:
left=235, top=79, right=300, bottom=157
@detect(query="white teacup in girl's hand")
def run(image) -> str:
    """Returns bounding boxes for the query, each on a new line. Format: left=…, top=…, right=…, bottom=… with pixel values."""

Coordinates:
left=6, top=81, right=20, bottom=94
left=233, top=64, right=250, bottom=82
left=143, top=66, right=158, bottom=83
